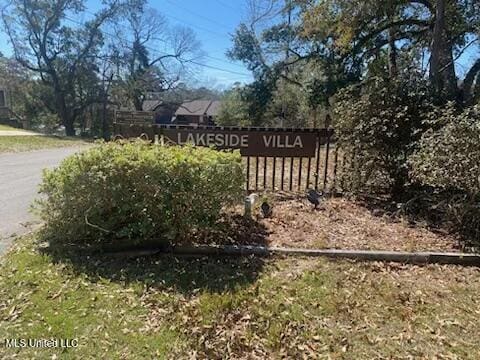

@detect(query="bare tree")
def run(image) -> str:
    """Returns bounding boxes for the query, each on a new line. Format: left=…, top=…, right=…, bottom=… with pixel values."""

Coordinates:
left=113, top=1, right=202, bottom=110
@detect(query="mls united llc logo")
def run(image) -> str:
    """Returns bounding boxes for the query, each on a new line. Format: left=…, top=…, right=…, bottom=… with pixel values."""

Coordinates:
left=4, top=338, right=78, bottom=348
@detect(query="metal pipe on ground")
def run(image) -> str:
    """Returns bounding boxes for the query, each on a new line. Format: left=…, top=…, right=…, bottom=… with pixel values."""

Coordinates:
left=107, top=244, right=480, bottom=266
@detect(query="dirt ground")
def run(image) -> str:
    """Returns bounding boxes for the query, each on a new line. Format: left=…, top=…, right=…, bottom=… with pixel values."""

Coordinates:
left=210, top=194, right=461, bottom=253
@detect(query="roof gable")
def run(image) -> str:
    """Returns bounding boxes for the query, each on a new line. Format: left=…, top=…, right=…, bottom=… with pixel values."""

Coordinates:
left=175, top=100, right=220, bottom=116
left=142, top=100, right=163, bottom=111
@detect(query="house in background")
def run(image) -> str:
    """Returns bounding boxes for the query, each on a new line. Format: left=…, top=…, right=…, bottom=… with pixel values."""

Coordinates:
left=142, top=100, right=176, bottom=124
left=0, top=85, right=25, bottom=128
left=172, top=100, right=221, bottom=126
left=0, top=87, right=7, bottom=108
left=116, top=99, right=222, bottom=126
left=0, top=86, right=12, bottom=123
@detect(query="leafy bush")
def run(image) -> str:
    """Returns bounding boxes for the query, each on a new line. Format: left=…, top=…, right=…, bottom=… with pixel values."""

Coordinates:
left=216, top=87, right=251, bottom=126
left=36, top=141, right=244, bottom=249
left=334, top=77, right=432, bottom=197
left=409, top=104, right=480, bottom=195
left=409, top=105, right=480, bottom=248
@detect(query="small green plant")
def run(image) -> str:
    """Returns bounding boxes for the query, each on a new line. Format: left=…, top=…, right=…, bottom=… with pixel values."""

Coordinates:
left=35, top=141, right=244, bottom=249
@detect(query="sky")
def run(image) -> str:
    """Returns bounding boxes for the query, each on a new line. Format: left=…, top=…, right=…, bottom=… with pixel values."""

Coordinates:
left=0, top=1, right=477, bottom=88
left=0, top=0, right=254, bottom=88
left=132, top=0, right=254, bottom=88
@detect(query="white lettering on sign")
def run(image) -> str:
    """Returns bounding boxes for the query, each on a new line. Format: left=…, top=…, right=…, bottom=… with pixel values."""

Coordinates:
left=177, top=132, right=249, bottom=147
left=215, top=133, right=224, bottom=146
left=230, top=134, right=239, bottom=146
left=262, top=135, right=304, bottom=148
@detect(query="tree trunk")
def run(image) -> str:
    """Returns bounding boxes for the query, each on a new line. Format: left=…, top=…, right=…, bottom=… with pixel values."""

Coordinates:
left=102, top=103, right=110, bottom=140
left=461, top=59, right=480, bottom=104
left=429, top=0, right=457, bottom=100
left=133, top=94, right=143, bottom=111
left=51, top=73, right=76, bottom=136
left=64, top=116, right=76, bottom=136
left=474, top=75, right=480, bottom=103
left=388, top=26, right=397, bottom=78
left=56, top=96, right=76, bottom=136
left=386, top=7, right=397, bottom=78
left=101, top=92, right=110, bottom=141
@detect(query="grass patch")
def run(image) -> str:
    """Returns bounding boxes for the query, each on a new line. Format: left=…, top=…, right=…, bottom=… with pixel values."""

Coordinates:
left=0, top=136, right=90, bottom=153
left=1, top=235, right=479, bottom=358
left=0, top=124, right=24, bottom=131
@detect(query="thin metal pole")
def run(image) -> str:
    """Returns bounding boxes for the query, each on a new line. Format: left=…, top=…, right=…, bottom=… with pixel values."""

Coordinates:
left=255, top=156, right=259, bottom=191
left=272, top=157, right=277, bottom=190
left=314, top=134, right=321, bottom=190
left=289, top=157, right=294, bottom=191
left=263, top=157, right=267, bottom=190
left=298, top=157, right=303, bottom=191
left=246, top=156, right=250, bottom=191
left=323, top=133, right=331, bottom=190
left=306, top=156, right=312, bottom=188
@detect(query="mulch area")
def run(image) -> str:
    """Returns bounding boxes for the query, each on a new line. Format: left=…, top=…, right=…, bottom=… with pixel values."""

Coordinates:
left=206, top=194, right=461, bottom=253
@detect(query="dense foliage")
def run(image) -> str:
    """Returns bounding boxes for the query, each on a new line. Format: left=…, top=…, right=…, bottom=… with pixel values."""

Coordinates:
left=216, top=86, right=251, bottom=126
left=410, top=104, right=480, bottom=195
left=35, top=142, right=244, bottom=248
left=226, top=0, right=480, bottom=127
left=409, top=105, right=480, bottom=247
left=334, top=77, right=432, bottom=196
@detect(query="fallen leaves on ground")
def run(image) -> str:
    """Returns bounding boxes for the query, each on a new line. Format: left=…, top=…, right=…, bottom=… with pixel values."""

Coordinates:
left=206, top=195, right=460, bottom=253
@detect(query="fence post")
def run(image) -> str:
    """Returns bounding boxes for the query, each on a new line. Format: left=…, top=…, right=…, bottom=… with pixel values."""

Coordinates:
left=323, top=130, right=331, bottom=190
left=314, top=133, right=321, bottom=190
left=298, top=158, right=303, bottom=190
left=255, top=156, right=259, bottom=190
left=263, top=157, right=267, bottom=190
left=306, top=156, right=312, bottom=189
left=246, top=156, right=250, bottom=191
left=272, top=157, right=277, bottom=190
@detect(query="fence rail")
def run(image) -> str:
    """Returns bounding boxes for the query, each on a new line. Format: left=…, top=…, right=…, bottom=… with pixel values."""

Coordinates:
left=113, top=123, right=339, bottom=192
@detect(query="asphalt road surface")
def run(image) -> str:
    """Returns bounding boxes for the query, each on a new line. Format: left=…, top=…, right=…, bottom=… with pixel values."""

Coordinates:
left=0, top=147, right=85, bottom=256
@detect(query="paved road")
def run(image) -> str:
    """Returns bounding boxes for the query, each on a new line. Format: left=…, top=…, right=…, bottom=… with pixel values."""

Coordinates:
left=0, top=147, right=85, bottom=255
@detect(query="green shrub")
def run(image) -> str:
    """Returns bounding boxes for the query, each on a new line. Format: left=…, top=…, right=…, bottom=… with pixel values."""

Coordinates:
left=35, top=141, right=244, bottom=248
left=409, top=104, right=480, bottom=195
left=409, top=104, right=480, bottom=248
left=334, top=77, right=433, bottom=197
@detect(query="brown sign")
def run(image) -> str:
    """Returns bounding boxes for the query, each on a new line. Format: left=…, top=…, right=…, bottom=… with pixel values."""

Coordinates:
left=161, top=128, right=319, bottom=157
left=115, top=110, right=153, bottom=124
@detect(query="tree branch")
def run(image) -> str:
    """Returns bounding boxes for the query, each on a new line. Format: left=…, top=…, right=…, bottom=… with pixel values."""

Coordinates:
left=462, top=58, right=480, bottom=102
left=410, top=0, right=434, bottom=12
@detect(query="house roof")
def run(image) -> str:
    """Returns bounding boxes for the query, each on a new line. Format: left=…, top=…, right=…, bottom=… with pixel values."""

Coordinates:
left=205, top=100, right=221, bottom=117
left=142, top=100, right=163, bottom=112
left=175, top=100, right=221, bottom=117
